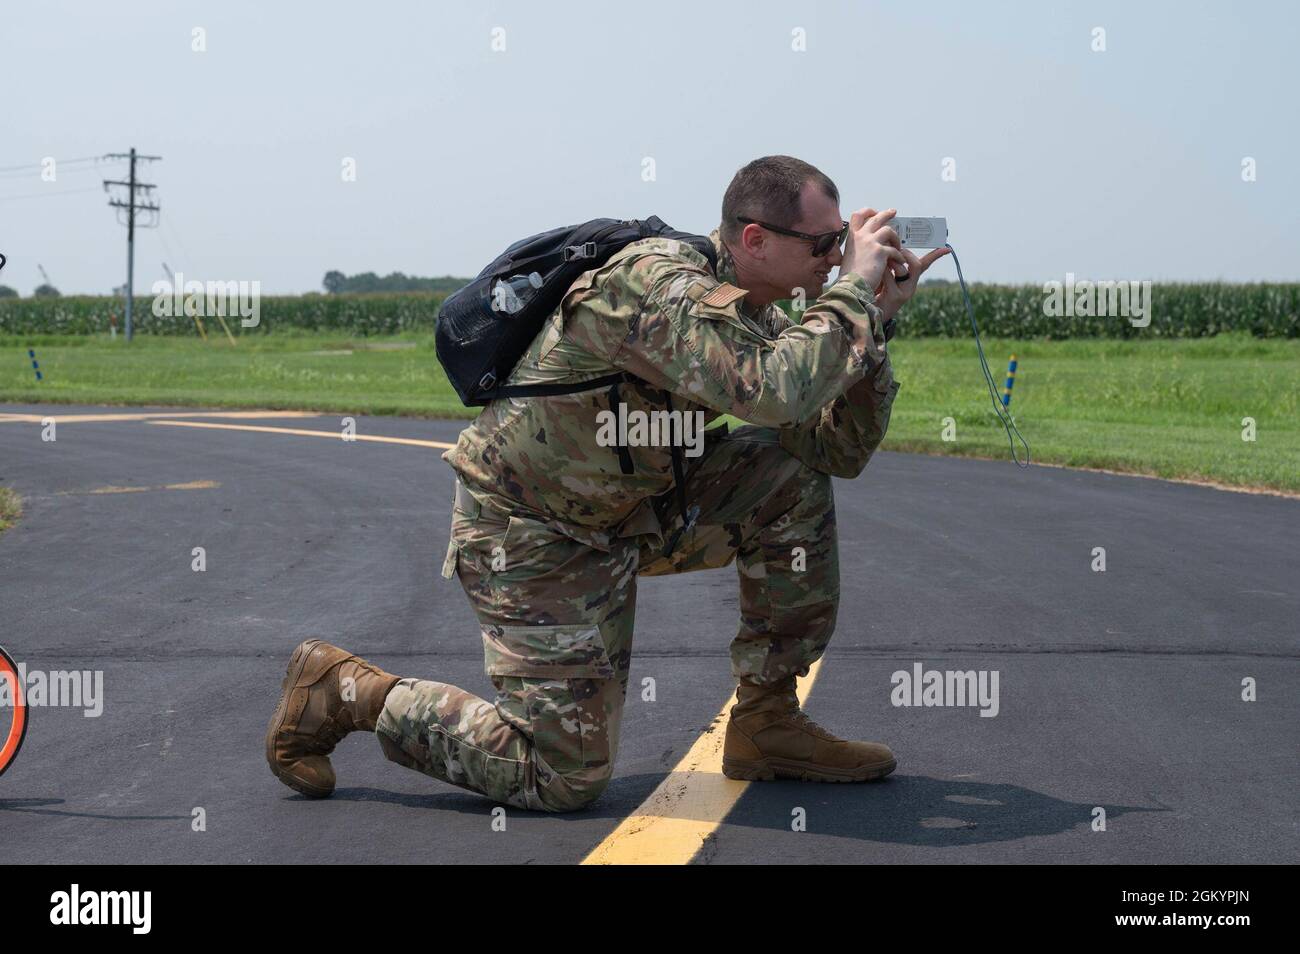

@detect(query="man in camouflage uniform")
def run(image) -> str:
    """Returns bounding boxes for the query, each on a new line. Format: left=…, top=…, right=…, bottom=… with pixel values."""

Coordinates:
left=267, top=156, right=950, bottom=811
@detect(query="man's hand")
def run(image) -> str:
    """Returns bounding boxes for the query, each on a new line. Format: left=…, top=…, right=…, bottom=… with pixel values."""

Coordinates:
left=840, top=208, right=908, bottom=289
left=874, top=244, right=951, bottom=320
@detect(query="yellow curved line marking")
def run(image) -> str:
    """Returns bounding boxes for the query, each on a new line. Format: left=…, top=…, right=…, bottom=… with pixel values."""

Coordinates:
left=581, top=658, right=822, bottom=865
left=149, top=419, right=456, bottom=450
left=0, top=410, right=321, bottom=424
left=55, top=480, right=222, bottom=496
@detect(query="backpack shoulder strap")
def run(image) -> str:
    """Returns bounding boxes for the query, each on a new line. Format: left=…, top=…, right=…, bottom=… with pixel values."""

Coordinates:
left=490, top=371, right=628, bottom=399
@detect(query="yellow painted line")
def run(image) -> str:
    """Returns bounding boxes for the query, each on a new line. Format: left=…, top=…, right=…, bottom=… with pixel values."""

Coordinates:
left=0, top=410, right=322, bottom=424
left=56, top=480, right=221, bottom=496
left=149, top=419, right=456, bottom=450
left=581, top=658, right=823, bottom=865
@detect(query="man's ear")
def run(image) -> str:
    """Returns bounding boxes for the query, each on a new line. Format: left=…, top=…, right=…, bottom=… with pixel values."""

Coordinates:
left=740, top=223, right=766, bottom=258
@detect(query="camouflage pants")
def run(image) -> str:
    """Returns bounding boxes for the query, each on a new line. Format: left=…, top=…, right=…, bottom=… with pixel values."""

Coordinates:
left=374, top=425, right=840, bottom=812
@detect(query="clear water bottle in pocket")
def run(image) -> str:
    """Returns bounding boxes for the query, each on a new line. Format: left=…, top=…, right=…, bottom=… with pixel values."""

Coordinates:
left=492, top=271, right=544, bottom=314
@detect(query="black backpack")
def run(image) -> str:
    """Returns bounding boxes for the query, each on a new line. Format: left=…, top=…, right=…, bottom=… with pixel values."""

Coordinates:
left=434, top=215, right=717, bottom=557
left=435, top=216, right=716, bottom=405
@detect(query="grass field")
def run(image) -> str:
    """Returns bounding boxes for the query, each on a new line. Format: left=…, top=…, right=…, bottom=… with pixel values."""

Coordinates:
left=0, top=486, right=20, bottom=534
left=2, top=332, right=1296, bottom=493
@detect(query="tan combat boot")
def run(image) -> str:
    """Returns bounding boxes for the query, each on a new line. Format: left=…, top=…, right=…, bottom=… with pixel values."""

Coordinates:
left=266, top=639, right=401, bottom=798
left=722, top=675, right=897, bottom=782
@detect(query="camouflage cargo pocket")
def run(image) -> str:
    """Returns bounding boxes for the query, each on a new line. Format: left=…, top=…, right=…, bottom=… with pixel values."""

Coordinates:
left=443, top=481, right=513, bottom=580
left=483, top=621, right=616, bottom=777
left=482, top=621, right=615, bottom=680
left=442, top=480, right=480, bottom=579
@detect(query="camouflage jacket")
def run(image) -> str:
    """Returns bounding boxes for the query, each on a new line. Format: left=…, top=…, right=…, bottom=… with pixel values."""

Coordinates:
left=441, top=226, right=900, bottom=552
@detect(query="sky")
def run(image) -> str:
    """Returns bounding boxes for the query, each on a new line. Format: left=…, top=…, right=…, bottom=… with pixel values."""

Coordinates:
left=1, top=0, right=1296, bottom=294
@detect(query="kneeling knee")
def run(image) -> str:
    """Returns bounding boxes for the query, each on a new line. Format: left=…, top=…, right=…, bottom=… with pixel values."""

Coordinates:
left=537, top=763, right=613, bottom=813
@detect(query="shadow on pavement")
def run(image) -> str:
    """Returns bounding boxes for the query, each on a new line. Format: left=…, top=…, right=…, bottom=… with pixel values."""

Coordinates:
left=0, top=798, right=191, bottom=822
left=304, top=770, right=667, bottom=821
left=288, top=773, right=1156, bottom=849
left=721, top=774, right=1159, bottom=846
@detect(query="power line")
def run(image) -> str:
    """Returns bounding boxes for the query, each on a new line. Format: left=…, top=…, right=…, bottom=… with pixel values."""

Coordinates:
left=0, top=161, right=127, bottom=181
left=0, top=154, right=120, bottom=174
left=156, top=228, right=183, bottom=281
left=0, top=186, right=103, bottom=203
left=161, top=213, right=195, bottom=272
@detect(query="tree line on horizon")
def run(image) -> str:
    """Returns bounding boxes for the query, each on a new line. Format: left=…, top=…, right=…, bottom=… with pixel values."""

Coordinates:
left=322, top=270, right=469, bottom=294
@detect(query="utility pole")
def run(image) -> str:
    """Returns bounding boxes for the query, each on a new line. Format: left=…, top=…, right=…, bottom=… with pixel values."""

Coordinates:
left=104, top=148, right=161, bottom=342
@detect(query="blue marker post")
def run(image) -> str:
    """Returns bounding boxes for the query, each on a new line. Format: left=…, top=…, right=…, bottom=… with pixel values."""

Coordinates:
left=1001, top=354, right=1017, bottom=408
left=28, top=349, right=42, bottom=382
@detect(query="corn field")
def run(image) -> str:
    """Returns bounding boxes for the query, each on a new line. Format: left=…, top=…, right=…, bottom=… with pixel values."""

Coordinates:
left=0, top=293, right=446, bottom=336
left=884, top=282, right=1298, bottom=338
left=0, top=283, right=1295, bottom=338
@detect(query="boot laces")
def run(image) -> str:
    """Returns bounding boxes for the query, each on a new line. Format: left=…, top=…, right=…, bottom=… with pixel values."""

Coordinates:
left=307, top=667, right=362, bottom=752
left=736, top=679, right=839, bottom=740
left=306, top=712, right=351, bottom=753
left=787, top=707, right=839, bottom=741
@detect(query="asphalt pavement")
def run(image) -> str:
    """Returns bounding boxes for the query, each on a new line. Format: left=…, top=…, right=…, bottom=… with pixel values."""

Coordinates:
left=0, top=403, right=1294, bottom=864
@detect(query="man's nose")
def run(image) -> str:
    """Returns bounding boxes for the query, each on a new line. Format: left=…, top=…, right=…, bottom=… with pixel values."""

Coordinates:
left=825, top=245, right=844, bottom=268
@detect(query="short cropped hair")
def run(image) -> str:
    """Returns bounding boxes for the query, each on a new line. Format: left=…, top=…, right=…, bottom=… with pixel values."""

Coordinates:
left=720, top=156, right=839, bottom=245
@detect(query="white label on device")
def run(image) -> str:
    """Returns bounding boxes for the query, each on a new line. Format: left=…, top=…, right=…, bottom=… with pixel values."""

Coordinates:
left=892, top=217, right=948, bottom=248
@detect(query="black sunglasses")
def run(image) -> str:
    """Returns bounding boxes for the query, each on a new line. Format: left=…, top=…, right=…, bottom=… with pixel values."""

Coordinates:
left=735, top=216, right=849, bottom=257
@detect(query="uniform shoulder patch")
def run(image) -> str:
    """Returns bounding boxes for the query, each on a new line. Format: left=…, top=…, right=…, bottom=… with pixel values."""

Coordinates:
left=697, top=282, right=749, bottom=308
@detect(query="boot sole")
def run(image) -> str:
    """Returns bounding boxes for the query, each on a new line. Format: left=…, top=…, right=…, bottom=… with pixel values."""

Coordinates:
left=722, top=755, right=897, bottom=783
left=266, top=638, right=334, bottom=799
